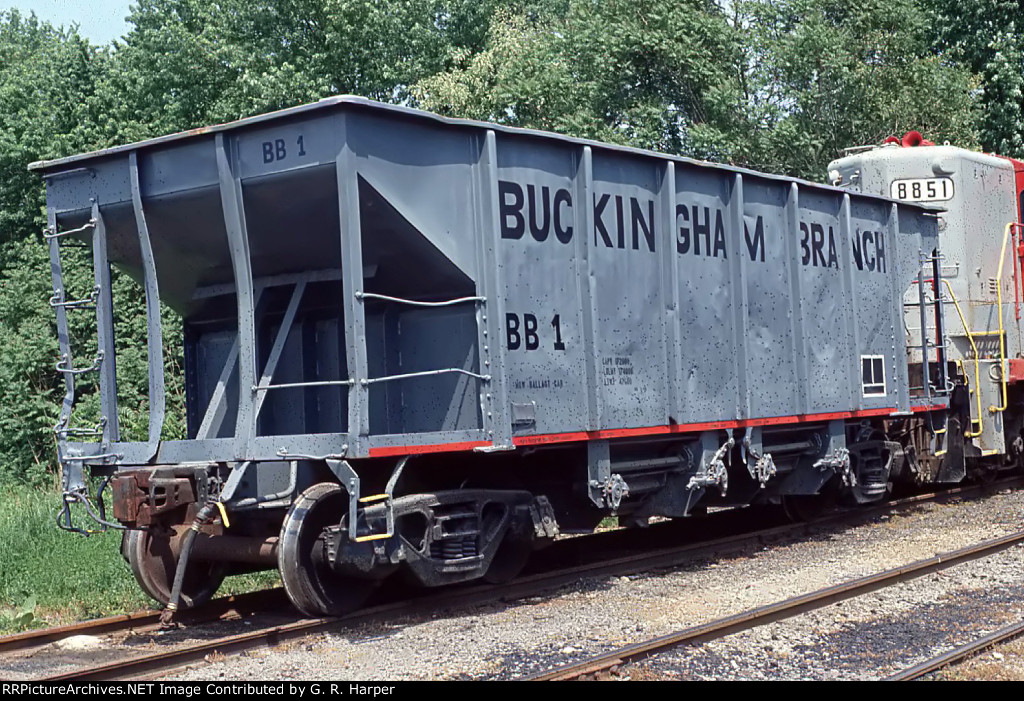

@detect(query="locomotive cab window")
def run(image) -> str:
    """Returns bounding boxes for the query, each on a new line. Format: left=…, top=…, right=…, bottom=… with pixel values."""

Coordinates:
left=861, top=356, right=886, bottom=396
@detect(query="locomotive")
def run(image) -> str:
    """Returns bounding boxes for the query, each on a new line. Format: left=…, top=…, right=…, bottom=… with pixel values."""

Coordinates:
left=30, top=98, right=1024, bottom=617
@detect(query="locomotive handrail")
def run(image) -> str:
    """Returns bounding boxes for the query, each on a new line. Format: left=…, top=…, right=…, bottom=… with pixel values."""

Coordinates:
left=988, top=222, right=1020, bottom=415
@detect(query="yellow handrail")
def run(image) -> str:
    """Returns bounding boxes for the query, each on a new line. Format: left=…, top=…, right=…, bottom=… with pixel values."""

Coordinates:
left=989, top=222, right=1014, bottom=414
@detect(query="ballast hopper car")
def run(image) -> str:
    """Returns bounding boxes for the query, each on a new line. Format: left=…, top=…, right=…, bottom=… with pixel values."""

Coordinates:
left=32, top=98, right=964, bottom=616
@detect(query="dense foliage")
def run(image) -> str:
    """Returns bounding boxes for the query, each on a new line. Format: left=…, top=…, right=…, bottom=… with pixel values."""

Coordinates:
left=0, top=0, right=1012, bottom=485
left=926, top=0, right=1024, bottom=157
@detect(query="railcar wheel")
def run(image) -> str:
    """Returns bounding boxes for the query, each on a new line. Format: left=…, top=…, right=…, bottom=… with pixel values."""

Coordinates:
left=125, top=528, right=227, bottom=609
left=781, top=478, right=840, bottom=522
left=780, top=494, right=827, bottom=522
left=278, top=482, right=378, bottom=617
left=483, top=536, right=532, bottom=584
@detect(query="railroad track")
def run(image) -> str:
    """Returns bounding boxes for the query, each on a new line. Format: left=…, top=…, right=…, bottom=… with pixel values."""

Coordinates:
left=0, top=589, right=287, bottom=656
left=4, top=477, right=1020, bottom=680
left=887, top=619, right=1024, bottom=680
left=12, top=523, right=810, bottom=681
left=525, top=529, right=1024, bottom=681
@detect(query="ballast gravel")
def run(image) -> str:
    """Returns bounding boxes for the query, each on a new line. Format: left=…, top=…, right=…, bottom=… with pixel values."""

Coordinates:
left=167, top=487, right=1024, bottom=681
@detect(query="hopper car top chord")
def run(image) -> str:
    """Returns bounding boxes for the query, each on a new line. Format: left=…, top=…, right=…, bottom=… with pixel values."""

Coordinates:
left=29, top=98, right=1024, bottom=617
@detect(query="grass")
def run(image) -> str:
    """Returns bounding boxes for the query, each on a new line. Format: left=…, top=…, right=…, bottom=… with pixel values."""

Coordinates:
left=0, top=485, right=279, bottom=633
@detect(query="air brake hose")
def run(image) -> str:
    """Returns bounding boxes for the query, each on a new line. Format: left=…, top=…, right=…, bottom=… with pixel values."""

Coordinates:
left=160, top=502, right=217, bottom=628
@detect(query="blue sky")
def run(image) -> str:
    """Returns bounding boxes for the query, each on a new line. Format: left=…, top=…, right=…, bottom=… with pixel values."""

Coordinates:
left=6, top=1, right=132, bottom=44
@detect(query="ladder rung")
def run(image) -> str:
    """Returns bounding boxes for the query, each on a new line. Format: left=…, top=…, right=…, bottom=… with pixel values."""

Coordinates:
left=56, top=417, right=106, bottom=436
left=56, top=353, right=103, bottom=375
left=61, top=453, right=120, bottom=462
left=56, top=426, right=104, bottom=437
left=50, top=287, right=99, bottom=309
left=50, top=301, right=96, bottom=310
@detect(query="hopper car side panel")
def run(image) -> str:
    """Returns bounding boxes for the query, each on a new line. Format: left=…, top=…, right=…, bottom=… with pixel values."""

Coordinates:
left=494, top=143, right=930, bottom=438
left=37, top=99, right=937, bottom=465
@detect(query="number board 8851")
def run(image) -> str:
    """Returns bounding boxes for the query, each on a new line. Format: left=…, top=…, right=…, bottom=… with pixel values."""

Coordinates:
left=889, top=177, right=954, bottom=202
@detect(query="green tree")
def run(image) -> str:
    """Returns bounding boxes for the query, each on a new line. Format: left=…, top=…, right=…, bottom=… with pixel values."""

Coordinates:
left=0, top=0, right=993, bottom=487
left=926, top=0, right=1023, bottom=156
left=724, top=0, right=980, bottom=179
left=98, top=0, right=515, bottom=143
left=414, top=0, right=979, bottom=180
left=0, top=11, right=115, bottom=485
left=0, top=10, right=185, bottom=486
left=0, top=237, right=62, bottom=485
left=0, top=10, right=107, bottom=246
left=414, top=0, right=740, bottom=155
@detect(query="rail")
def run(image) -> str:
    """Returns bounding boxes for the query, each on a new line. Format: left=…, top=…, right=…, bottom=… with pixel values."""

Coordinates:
left=888, top=618, right=1024, bottom=680
left=527, top=527, right=1024, bottom=681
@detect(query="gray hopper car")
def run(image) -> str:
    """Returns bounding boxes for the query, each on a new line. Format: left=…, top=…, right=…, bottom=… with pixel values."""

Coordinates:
left=33, top=97, right=962, bottom=617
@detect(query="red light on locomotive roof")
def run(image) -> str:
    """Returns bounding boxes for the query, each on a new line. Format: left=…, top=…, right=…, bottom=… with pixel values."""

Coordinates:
left=902, top=131, right=935, bottom=147
left=882, top=131, right=935, bottom=147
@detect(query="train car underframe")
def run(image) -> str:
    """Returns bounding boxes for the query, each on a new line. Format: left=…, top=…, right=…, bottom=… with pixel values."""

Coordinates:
left=101, top=396, right=1000, bottom=619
